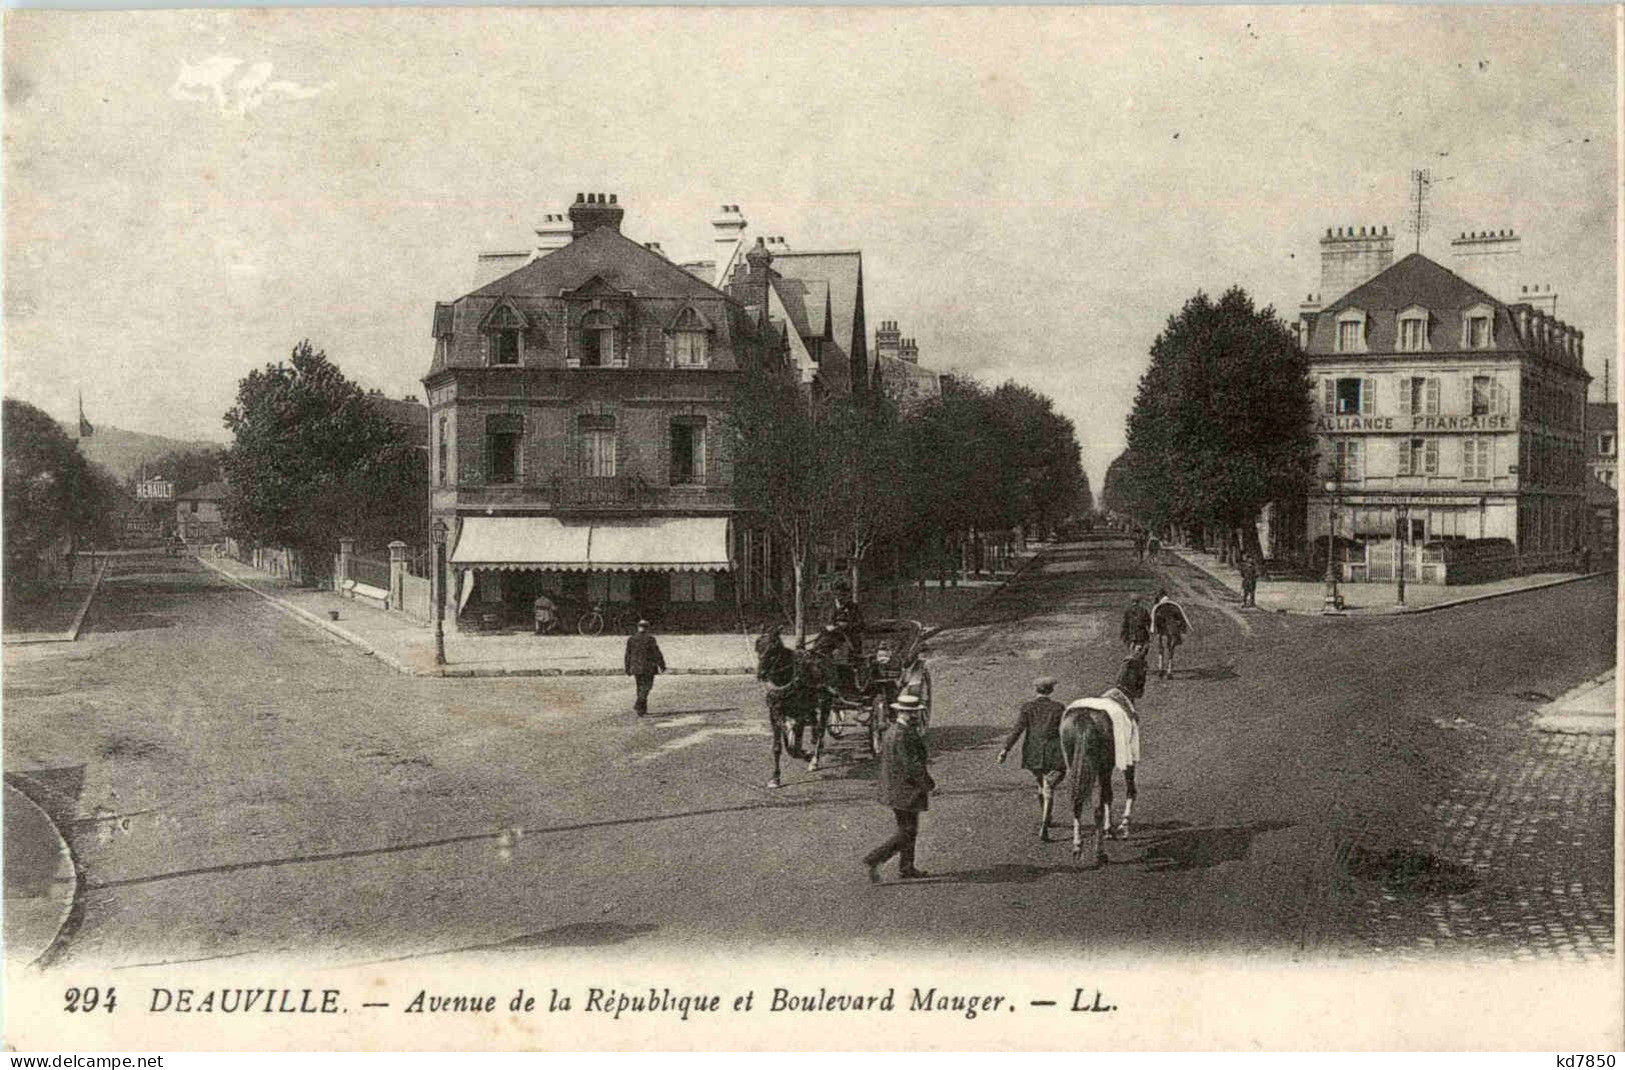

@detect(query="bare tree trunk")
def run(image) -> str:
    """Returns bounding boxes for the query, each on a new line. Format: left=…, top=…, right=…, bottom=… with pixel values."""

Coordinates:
left=792, top=548, right=806, bottom=645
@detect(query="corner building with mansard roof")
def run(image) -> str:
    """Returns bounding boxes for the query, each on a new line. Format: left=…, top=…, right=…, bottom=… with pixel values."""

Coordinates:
left=1298, top=245, right=1589, bottom=582
left=423, top=193, right=792, bottom=631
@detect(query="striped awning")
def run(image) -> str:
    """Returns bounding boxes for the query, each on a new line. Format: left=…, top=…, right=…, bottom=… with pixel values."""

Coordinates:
left=450, top=516, right=730, bottom=572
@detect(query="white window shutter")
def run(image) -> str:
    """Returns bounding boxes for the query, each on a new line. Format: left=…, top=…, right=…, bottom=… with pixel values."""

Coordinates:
left=1323, top=380, right=1335, bottom=414
left=1362, top=379, right=1376, bottom=415
left=1425, top=438, right=1439, bottom=475
left=1426, top=378, right=1440, bottom=415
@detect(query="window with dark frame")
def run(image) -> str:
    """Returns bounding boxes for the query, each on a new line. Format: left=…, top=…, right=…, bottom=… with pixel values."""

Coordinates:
left=485, top=414, right=523, bottom=485
left=437, top=416, right=448, bottom=487
left=669, top=418, right=706, bottom=485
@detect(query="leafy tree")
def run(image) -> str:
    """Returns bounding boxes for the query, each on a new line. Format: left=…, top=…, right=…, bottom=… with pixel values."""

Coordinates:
left=1124, top=288, right=1316, bottom=550
left=144, top=448, right=224, bottom=496
left=3, top=398, right=121, bottom=584
left=821, top=395, right=909, bottom=600
left=726, top=360, right=838, bottom=640
left=221, top=341, right=426, bottom=571
left=989, top=381, right=1086, bottom=536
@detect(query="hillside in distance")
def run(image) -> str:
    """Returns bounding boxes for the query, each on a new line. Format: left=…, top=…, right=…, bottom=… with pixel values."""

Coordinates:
left=58, top=421, right=226, bottom=483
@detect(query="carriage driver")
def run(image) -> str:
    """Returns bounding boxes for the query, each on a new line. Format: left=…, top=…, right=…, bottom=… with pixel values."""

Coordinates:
left=997, top=677, right=1069, bottom=841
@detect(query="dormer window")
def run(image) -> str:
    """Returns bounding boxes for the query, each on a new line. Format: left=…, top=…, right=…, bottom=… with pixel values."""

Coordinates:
left=1462, top=304, right=1495, bottom=350
left=580, top=309, right=622, bottom=368
left=1397, top=306, right=1429, bottom=352
left=1335, top=309, right=1367, bottom=354
left=669, top=307, right=710, bottom=368
left=481, top=302, right=527, bottom=366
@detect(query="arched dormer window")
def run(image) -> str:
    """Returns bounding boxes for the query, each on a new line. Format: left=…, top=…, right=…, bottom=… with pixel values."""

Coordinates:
left=667, top=305, right=712, bottom=368
left=481, top=302, right=527, bottom=366
left=1335, top=308, right=1367, bottom=354
left=1461, top=303, right=1495, bottom=350
left=1396, top=305, right=1430, bottom=353
left=579, top=309, right=622, bottom=368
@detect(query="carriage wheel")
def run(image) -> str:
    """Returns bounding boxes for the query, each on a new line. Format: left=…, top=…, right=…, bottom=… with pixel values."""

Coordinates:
left=868, top=693, right=887, bottom=756
left=578, top=610, right=605, bottom=636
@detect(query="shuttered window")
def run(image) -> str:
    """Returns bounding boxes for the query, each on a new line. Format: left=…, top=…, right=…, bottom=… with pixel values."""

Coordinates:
left=578, top=415, right=616, bottom=477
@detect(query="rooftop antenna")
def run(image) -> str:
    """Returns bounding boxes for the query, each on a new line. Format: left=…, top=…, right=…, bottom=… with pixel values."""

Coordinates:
left=1408, top=168, right=1431, bottom=255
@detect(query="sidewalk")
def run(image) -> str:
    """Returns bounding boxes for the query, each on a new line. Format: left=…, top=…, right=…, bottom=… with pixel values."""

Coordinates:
left=198, top=547, right=1049, bottom=678
left=198, top=554, right=762, bottom=677
left=3, top=782, right=77, bottom=967
left=1534, top=670, right=1616, bottom=735
left=1167, top=545, right=1604, bottom=616
left=1, top=556, right=109, bottom=645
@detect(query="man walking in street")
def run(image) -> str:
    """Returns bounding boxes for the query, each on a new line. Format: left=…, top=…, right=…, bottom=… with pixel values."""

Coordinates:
left=624, top=619, right=666, bottom=716
left=997, top=677, right=1068, bottom=840
left=863, top=694, right=934, bottom=882
left=1238, top=553, right=1259, bottom=608
left=1120, top=596, right=1151, bottom=657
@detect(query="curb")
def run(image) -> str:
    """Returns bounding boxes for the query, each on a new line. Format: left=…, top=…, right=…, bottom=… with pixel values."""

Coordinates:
left=922, top=545, right=1050, bottom=641
left=197, top=555, right=757, bottom=679
left=1395, top=571, right=1612, bottom=615
left=1, top=555, right=111, bottom=647
left=438, top=666, right=756, bottom=678
left=195, top=555, right=422, bottom=677
left=1167, top=546, right=1609, bottom=618
left=2, top=781, right=80, bottom=969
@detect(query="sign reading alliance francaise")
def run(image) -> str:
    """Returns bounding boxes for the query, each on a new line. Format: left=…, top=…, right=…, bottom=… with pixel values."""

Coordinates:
left=1314, top=414, right=1514, bottom=433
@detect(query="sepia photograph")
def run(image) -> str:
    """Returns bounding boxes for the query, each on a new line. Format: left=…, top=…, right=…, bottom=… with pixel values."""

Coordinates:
left=1, top=3, right=1618, bottom=1052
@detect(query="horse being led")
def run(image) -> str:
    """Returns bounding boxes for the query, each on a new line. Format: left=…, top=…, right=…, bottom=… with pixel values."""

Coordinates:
left=756, top=627, right=832, bottom=788
left=1058, top=652, right=1148, bottom=866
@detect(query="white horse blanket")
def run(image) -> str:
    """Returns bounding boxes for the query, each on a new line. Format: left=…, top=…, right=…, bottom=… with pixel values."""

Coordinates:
left=1066, top=689, right=1140, bottom=771
left=1149, top=597, right=1191, bottom=636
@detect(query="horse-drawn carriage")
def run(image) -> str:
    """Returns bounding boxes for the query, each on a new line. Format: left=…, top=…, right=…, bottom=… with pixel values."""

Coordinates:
left=823, top=618, right=933, bottom=755
left=757, top=617, right=934, bottom=787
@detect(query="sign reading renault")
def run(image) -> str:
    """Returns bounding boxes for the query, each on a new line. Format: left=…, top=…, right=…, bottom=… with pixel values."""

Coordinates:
left=1314, top=414, right=1513, bottom=433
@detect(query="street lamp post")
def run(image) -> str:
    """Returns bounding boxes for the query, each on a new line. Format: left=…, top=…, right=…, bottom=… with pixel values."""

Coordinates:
left=1323, top=477, right=1341, bottom=614
left=432, top=518, right=448, bottom=668
left=1396, top=503, right=1408, bottom=607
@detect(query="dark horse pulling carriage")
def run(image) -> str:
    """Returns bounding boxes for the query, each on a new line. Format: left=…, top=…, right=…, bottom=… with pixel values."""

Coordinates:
left=757, top=619, right=933, bottom=788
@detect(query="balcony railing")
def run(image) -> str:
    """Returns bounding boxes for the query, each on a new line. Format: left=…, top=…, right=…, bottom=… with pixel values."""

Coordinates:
left=547, top=475, right=652, bottom=506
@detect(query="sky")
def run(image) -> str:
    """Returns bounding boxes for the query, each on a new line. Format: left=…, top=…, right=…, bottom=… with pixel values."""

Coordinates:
left=3, top=6, right=1616, bottom=493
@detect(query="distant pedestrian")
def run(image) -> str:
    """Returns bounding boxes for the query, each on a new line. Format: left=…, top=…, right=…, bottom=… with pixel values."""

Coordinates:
left=1120, top=596, right=1151, bottom=657
left=863, top=694, right=935, bottom=882
left=532, top=592, right=558, bottom=634
left=623, top=619, right=666, bottom=716
left=1238, top=554, right=1259, bottom=608
left=997, top=677, right=1068, bottom=840
left=1579, top=543, right=1593, bottom=574
left=1133, top=531, right=1147, bottom=561
left=1147, top=535, right=1161, bottom=561
left=1149, top=589, right=1191, bottom=679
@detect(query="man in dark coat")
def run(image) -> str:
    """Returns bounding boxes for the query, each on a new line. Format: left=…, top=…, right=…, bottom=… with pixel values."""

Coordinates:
left=1238, top=553, right=1259, bottom=607
left=832, top=595, right=866, bottom=658
left=863, top=694, right=934, bottom=882
left=1120, top=596, right=1151, bottom=657
left=997, top=677, right=1068, bottom=840
left=623, top=619, right=666, bottom=716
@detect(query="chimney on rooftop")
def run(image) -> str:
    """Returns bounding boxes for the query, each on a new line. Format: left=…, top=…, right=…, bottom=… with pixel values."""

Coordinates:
left=535, top=211, right=574, bottom=255
left=875, top=319, right=901, bottom=362
left=1318, top=223, right=1394, bottom=300
left=568, top=192, right=625, bottom=239
left=1450, top=227, right=1521, bottom=301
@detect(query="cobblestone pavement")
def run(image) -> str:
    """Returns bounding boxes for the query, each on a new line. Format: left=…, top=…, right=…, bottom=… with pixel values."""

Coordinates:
left=1351, top=726, right=1614, bottom=960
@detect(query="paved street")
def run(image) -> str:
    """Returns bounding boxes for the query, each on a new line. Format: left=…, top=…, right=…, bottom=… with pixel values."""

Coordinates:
left=3, top=538, right=1613, bottom=969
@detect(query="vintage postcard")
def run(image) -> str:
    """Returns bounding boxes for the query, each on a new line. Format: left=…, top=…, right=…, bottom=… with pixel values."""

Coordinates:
left=1, top=4, right=1618, bottom=1053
